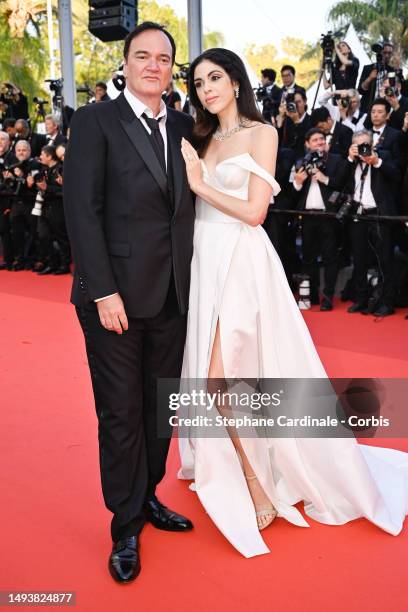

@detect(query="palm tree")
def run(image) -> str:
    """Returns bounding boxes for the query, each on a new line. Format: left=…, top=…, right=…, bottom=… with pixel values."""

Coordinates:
left=328, top=0, right=408, bottom=64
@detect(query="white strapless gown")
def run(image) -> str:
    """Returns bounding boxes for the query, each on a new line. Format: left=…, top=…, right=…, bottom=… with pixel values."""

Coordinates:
left=178, top=152, right=408, bottom=557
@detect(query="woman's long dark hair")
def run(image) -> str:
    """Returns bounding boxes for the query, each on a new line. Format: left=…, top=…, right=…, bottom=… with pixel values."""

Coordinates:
left=335, top=41, right=354, bottom=70
left=188, top=48, right=264, bottom=155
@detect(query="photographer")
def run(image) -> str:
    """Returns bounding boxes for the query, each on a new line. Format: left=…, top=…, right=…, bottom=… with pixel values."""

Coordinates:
left=278, top=65, right=306, bottom=103
left=346, top=129, right=401, bottom=316
left=0, top=130, right=15, bottom=270
left=276, top=91, right=311, bottom=159
left=0, top=82, right=29, bottom=120
left=292, top=128, right=349, bottom=310
left=13, top=119, right=47, bottom=158
left=380, top=75, right=408, bottom=131
left=44, top=115, right=67, bottom=147
left=324, top=41, right=360, bottom=90
left=162, top=78, right=182, bottom=110
left=93, top=82, right=111, bottom=103
left=258, top=68, right=281, bottom=123
left=5, top=140, right=41, bottom=270
left=310, top=106, right=353, bottom=158
left=35, top=145, right=70, bottom=275
left=318, top=89, right=367, bottom=132
left=358, top=42, right=397, bottom=113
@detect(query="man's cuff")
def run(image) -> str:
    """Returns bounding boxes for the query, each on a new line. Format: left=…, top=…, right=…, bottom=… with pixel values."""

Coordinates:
left=373, top=157, right=383, bottom=169
left=94, top=292, right=118, bottom=302
left=293, top=180, right=303, bottom=191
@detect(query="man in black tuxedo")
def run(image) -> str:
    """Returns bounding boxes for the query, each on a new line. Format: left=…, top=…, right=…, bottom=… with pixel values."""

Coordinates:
left=358, top=42, right=398, bottom=113
left=310, top=106, right=353, bottom=158
left=346, top=102, right=402, bottom=317
left=278, top=65, right=306, bottom=102
left=293, top=128, right=349, bottom=311
left=64, top=22, right=195, bottom=583
left=13, top=119, right=47, bottom=158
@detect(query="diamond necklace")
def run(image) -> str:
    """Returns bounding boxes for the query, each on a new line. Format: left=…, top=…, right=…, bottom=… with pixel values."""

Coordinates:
left=212, top=118, right=251, bottom=141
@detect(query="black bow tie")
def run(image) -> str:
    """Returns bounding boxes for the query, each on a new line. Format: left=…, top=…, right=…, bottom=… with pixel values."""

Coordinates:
left=373, top=130, right=381, bottom=135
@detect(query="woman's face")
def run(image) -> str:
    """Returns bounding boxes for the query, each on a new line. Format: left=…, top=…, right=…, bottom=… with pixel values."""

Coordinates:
left=193, top=59, right=237, bottom=114
left=339, top=42, right=350, bottom=55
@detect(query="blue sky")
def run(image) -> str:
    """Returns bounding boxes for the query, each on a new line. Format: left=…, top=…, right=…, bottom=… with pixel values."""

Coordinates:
left=158, top=0, right=338, bottom=53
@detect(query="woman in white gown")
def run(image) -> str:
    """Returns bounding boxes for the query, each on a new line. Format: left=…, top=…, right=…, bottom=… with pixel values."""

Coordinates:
left=178, top=48, right=408, bottom=558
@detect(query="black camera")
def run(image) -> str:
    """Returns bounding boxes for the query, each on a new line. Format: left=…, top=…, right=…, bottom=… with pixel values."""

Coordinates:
left=173, top=63, right=190, bottom=83
left=1, top=82, right=15, bottom=102
left=45, top=78, right=64, bottom=93
left=333, top=94, right=350, bottom=108
left=385, top=71, right=396, bottom=96
left=320, top=32, right=335, bottom=68
left=328, top=192, right=357, bottom=221
left=371, top=42, right=384, bottom=69
left=296, top=150, right=326, bottom=176
left=285, top=90, right=296, bottom=113
left=358, top=142, right=372, bottom=157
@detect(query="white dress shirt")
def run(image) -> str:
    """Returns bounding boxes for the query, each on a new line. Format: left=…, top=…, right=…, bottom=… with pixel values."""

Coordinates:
left=95, top=88, right=169, bottom=303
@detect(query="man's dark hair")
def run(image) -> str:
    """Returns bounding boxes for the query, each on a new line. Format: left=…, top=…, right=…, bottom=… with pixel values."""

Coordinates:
left=95, top=81, right=107, bottom=91
left=370, top=97, right=391, bottom=114
left=41, top=144, right=58, bottom=161
left=261, top=68, right=276, bottom=83
left=281, top=64, right=295, bottom=77
left=305, top=127, right=326, bottom=141
left=310, top=106, right=331, bottom=126
left=3, top=118, right=16, bottom=129
left=383, top=41, right=394, bottom=49
left=123, top=21, right=176, bottom=64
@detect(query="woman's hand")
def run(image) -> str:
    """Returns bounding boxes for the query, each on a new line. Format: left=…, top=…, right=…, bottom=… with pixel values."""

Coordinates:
left=181, top=137, right=203, bottom=192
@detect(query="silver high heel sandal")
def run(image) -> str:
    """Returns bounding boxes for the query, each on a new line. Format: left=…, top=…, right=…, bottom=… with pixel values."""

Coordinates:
left=244, top=474, right=278, bottom=530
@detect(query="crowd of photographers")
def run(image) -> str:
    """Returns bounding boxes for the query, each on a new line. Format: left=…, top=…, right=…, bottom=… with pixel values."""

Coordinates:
left=258, top=39, right=408, bottom=317
left=2, top=40, right=408, bottom=316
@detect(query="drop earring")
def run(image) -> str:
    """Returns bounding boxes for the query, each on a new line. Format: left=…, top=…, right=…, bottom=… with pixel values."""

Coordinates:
left=235, top=87, right=240, bottom=99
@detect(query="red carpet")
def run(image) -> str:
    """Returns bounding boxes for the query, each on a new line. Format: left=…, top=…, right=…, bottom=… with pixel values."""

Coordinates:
left=1, top=271, right=407, bottom=611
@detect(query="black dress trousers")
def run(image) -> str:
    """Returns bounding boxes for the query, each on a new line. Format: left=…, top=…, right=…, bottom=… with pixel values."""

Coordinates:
left=76, top=275, right=186, bottom=542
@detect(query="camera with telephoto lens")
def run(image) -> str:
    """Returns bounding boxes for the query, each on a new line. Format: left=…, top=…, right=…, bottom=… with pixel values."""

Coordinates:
left=296, top=150, right=327, bottom=176
left=320, top=32, right=335, bottom=68
left=2, top=161, right=26, bottom=194
left=357, top=142, right=372, bottom=157
left=328, top=191, right=357, bottom=221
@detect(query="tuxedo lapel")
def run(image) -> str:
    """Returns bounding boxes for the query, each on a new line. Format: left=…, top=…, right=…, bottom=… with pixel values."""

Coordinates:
left=116, top=94, right=168, bottom=199
left=166, top=111, right=186, bottom=215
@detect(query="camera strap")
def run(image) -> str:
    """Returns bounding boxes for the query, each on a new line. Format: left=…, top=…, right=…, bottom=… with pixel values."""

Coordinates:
left=356, top=162, right=370, bottom=212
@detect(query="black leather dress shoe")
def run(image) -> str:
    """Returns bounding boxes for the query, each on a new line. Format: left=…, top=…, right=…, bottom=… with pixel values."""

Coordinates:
left=144, top=496, right=193, bottom=532
left=53, top=266, right=70, bottom=275
left=373, top=305, right=394, bottom=317
left=320, top=297, right=333, bottom=311
left=108, top=536, right=140, bottom=583
left=347, top=302, right=367, bottom=313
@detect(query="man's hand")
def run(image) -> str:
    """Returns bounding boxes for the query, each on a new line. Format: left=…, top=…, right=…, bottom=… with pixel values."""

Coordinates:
left=294, top=168, right=308, bottom=186
left=361, top=152, right=379, bottom=166
left=287, top=110, right=300, bottom=123
left=313, top=169, right=329, bottom=184
left=403, top=111, right=408, bottom=132
left=96, top=293, right=128, bottom=334
left=348, top=143, right=359, bottom=160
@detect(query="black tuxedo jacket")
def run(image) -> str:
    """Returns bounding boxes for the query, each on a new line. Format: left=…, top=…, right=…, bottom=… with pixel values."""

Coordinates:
left=277, top=113, right=311, bottom=159
left=329, top=122, right=353, bottom=158
left=388, top=96, right=408, bottom=131
left=292, top=153, right=349, bottom=211
left=64, top=93, right=195, bottom=318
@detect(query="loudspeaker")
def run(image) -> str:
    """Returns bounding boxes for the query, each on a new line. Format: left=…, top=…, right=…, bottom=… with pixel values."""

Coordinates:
left=89, top=1, right=137, bottom=42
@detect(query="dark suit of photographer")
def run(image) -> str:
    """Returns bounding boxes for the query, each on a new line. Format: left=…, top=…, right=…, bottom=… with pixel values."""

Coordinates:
left=293, top=128, right=349, bottom=310
left=358, top=42, right=397, bottom=113
left=277, top=91, right=311, bottom=159
left=311, top=106, right=353, bottom=158
left=345, top=123, right=402, bottom=316
left=36, top=145, right=70, bottom=275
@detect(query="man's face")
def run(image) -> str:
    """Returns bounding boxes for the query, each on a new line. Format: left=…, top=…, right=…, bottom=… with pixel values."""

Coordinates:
left=6, top=126, right=16, bottom=138
left=123, top=29, right=173, bottom=102
left=95, top=86, right=105, bottom=100
left=281, top=70, right=294, bottom=88
left=0, top=133, right=9, bottom=155
left=349, top=94, right=359, bottom=113
left=294, top=93, right=306, bottom=116
left=382, top=45, right=393, bottom=64
left=15, top=121, right=28, bottom=136
left=371, top=104, right=388, bottom=127
left=40, top=151, right=51, bottom=165
left=45, top=118, right=57, bottom=135
left=15, top=142, right=30, bottom=161
left=316, top=118, right=332, bottom=135
left=306, top=133, right=326, bottom=152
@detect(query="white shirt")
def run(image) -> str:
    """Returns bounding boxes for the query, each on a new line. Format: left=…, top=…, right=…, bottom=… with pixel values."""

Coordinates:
left=293, top=176, right=327, bottom=210
left=372, top=124, right=386, bottom=147
left=353, top=163, right=377, bottom=209
left=123, top=86, right=168, bottom=168
left=95, top=88, right=169, bottom=303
